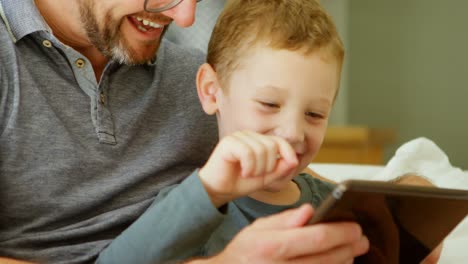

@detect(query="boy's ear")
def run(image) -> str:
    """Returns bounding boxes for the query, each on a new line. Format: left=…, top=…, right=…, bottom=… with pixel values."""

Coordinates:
left=196, top=63, right=221, bottom=115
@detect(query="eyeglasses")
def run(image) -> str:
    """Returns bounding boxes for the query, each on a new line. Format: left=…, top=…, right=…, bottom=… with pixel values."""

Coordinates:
left=144, top=0, right=203, bottom=13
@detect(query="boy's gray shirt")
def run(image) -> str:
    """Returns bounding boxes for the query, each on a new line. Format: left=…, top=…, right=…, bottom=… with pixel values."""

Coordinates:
left=203, top=174, right=335, bottom=256
left=0, top=0, right=221, bottom=263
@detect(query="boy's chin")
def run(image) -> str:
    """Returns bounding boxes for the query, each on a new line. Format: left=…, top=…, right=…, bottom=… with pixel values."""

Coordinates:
left=261, top=185, right=285, bottom=192
left=262, top=168, right=303, bottom=192
left=263, top=179, right=295, bottom=192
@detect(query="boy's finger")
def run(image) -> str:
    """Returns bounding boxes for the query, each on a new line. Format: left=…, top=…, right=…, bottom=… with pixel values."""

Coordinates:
left=234, top=131, right=268, bottom=177
left=263, top=158, right=295, bottom=184
left=272, top=136, right=298, bottom=166
left=254, top=134, right=279, bottom=173
left=221, top=135, right=255, bottom=177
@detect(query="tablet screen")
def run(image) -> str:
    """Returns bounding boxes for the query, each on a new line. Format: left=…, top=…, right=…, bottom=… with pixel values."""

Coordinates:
left=308, top=180, right=468, bottom=264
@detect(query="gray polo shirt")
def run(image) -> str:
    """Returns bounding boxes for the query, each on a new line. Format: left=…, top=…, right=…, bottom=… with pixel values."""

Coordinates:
left=0, top=0, right=221, bottom=263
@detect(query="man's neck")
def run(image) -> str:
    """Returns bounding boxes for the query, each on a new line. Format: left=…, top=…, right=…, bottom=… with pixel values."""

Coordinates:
left=35, top=0, right=109, bottom=82
left=74, top=48, right=108, bottom=82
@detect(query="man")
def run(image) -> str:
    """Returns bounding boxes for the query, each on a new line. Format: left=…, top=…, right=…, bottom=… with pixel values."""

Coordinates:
left=0, top=0, right=367, bottom=263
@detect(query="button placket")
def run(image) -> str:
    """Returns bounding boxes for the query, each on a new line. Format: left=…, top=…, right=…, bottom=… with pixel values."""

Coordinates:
left=75, top=58, right=86, bottom=68
left=57, top=46, right=117, bottom=144
left=42, top=40, right=52, bottom=48
left=96, top=77, right=116, bottom=144
left=99, top=91, right=105, bottom=105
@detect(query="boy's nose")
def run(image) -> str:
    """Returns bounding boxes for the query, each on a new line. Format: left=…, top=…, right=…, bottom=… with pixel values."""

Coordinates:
left=275, top=119, right=306, bottom=146
left=160, top=0, right=197, bottom=27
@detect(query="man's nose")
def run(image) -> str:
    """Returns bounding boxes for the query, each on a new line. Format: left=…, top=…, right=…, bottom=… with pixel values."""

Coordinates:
left=161, top=0, right=197, bottom=27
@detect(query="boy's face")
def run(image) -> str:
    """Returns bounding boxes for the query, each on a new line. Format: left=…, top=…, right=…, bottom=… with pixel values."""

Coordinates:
left=199, top=45, right=340, bottom=190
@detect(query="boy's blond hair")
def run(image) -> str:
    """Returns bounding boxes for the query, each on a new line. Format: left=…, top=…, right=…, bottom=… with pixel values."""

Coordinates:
left=207, top=0, right=344, bottom=87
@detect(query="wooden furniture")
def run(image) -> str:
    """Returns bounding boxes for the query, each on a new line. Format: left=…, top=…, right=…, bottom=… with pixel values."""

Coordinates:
left=313, top=126, right=396, bottom=165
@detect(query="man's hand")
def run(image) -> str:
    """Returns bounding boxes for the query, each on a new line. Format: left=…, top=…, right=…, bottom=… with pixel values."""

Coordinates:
left=393, top=174, right=434, bottom=187
left=199, top=130, right=298, bottom=207
left=0, top=258, right=35, bottom=264
left=394, top=174, right=442, bottom=263
left=189, top=204, right=369, bottom=264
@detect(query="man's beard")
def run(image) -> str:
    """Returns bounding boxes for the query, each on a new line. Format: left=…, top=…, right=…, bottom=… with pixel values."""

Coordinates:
left=78, top=1, right=166, bottom=65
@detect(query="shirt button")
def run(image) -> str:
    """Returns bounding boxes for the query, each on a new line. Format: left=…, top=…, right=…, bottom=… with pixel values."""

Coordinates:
left=75, top=59, right=86, bottom=68
left=100, top=92, right=106, bottom=105
left=42, top=40, right=52, bottom=48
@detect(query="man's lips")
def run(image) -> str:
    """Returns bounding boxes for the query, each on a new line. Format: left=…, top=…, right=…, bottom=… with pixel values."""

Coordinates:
left=125, top=16, right=166, bottom=40
left=128, top=16, right=162, bottom=31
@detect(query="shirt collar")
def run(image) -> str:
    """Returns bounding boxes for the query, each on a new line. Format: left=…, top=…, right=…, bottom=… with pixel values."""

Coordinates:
left=0, top=0, right=50, bottom=43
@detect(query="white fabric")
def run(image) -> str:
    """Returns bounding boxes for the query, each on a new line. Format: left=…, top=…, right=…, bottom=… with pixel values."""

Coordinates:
left=372, top=137, right=468, bottom=189
left=309, top=137, right=468, bottom=264
left=310, top=137, right=468, bottom=188
left=308, top=163, right=384, bottom=182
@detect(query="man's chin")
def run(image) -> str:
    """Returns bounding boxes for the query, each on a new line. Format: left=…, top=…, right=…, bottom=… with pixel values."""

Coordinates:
left=125, top=50, right=158, bottom=65
left=113, top=40, right=161, bottom=65
left=124, top=54, right=157, bottom=65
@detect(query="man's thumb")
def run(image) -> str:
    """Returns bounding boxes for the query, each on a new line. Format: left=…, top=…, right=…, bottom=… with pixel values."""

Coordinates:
left=254, top=204, right=314, bottom=229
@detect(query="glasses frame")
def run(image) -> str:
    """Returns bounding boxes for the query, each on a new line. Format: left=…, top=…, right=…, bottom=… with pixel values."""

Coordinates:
left=144, top=0, right=203, bottom=13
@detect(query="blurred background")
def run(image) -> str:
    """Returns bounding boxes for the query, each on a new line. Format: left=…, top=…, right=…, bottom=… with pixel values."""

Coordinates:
left=166, top=0, right=468, bottom=169
left=324, top=0, right=468, bottom=169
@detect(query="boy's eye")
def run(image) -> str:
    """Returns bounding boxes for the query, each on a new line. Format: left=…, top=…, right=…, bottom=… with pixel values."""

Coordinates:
left=306, top=112, right=324, bottom=119
left=259, top=101, right=279, bottom=108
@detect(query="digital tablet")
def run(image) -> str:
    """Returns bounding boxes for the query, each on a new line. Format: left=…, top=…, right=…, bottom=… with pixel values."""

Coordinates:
left=308, top=180, right=468, bottom=264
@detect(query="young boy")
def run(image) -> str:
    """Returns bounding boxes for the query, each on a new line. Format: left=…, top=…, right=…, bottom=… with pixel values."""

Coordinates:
left=195, top=0, right=348, bottom=257
left=192, top=1, right=444, bottom=261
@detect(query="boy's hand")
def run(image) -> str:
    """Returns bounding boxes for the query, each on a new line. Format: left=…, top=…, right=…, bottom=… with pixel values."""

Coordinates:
left=199, top=131, right=298, bottom=207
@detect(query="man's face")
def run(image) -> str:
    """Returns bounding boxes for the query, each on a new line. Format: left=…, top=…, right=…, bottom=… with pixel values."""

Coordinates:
left=78, top=0, right=173, bottom=64
left=214, top=46, right=340, bottom=190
